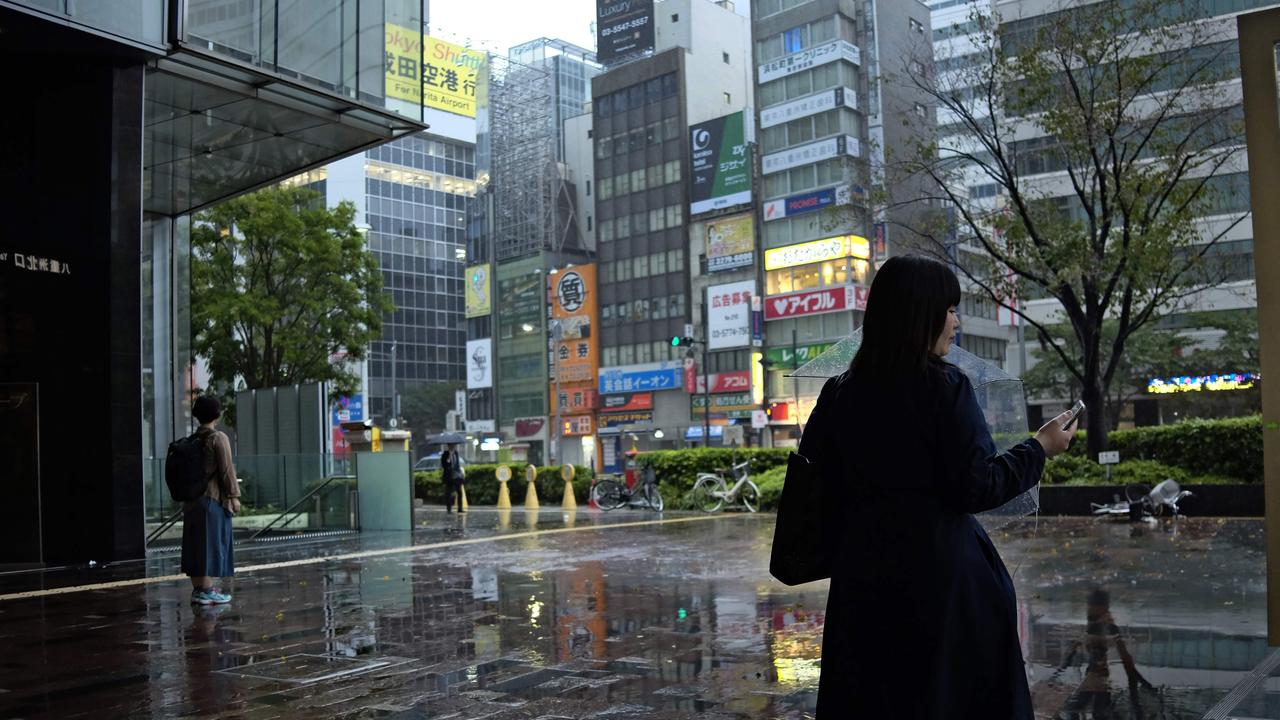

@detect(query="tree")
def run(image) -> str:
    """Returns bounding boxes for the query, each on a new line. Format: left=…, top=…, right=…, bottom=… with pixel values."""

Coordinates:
left=885, top=0, right=1250, bottom=457
left=400, top=381, right=464, bottom=439
left=192, top=186, right=391, bottom=416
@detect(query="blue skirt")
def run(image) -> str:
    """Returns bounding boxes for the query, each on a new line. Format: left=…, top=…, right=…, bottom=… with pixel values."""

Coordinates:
left=181, top=497, right=235, bottom=578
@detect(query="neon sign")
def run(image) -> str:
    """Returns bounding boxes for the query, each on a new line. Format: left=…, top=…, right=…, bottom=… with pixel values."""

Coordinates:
left=1146, top=373, right=1260, bottom=394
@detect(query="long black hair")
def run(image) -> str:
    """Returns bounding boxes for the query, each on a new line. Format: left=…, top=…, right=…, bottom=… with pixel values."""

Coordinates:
left=849, top=255, right=961, bottom=379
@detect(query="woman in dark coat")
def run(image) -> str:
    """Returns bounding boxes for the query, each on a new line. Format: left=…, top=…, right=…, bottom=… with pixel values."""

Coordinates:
left=802, top=256, right=1076, bottom=718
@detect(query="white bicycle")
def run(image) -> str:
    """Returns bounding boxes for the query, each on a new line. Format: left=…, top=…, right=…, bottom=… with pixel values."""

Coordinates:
left=691, top=459, right=759, bottom=513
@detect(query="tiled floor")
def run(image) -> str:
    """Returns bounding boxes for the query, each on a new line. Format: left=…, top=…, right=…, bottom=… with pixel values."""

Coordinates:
left=0, top=510, right=1270, bottom=718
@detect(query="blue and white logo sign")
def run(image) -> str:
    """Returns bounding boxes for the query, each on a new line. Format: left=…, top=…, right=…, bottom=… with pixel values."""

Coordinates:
left=599, top=360, right=683, bottom=395
left=763, top=185, right=855, bottom=222
left=331, top=394, right=365, bottom=426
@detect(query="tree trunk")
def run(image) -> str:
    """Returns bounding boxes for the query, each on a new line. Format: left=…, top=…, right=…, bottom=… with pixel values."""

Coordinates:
left=1082, top=381, right=1109, bottom=460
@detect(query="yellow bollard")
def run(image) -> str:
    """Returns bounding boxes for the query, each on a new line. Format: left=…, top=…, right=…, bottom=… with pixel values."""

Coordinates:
left=460, top=484, right=469, bottom=512
left=524, top=464, right=540, bottom=509
left=497, top=508, right=511, bottom=530
left=561, top=464, right=577, bottom=510
left=495, top=466, right=512, bottom=509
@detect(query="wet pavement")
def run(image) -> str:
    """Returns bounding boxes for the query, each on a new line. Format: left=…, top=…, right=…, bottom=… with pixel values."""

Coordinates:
left=0, top=510, right=1271, bottom=719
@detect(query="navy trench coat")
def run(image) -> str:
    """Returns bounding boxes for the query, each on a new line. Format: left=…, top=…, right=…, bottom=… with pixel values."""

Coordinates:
left=802, top=362, right=1045, bottom=719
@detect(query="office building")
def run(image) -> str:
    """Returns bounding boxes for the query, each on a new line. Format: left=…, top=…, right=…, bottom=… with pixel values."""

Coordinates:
left=0, top=0, right=428, bottom=565
left=751, top=0, right=935, bottom=443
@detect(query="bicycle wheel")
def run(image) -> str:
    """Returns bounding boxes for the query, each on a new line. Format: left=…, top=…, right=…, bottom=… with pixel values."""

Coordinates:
left=644, top=484, right=665, bottom=512
left=592, top=479, right=627, bottom=511
left=692, top=476, right=725, bottom=513
left=740, top=480, right=760, bottom=513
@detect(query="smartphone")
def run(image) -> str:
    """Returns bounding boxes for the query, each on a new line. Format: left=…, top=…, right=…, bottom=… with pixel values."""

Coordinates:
left=1062, top=400, right=1085, bottom=430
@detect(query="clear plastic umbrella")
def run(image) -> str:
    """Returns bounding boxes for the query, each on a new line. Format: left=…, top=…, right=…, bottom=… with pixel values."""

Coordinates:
left=791, top=329, right=1038, bottom=530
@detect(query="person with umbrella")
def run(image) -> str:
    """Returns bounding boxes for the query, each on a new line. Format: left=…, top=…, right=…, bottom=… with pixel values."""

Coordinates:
left=797, top=255, right=1077, bottom=717
left=438, top=434, right=466, bottom=513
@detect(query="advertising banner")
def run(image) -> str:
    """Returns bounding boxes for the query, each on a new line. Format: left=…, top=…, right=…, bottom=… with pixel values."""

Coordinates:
left=466, top=338, right=493, bottom=389
left=465, top=264, right=492, bottom=317
left=760, top=87, right=857, bottom=129
left=554, top=386, right=598, bottom=414
left=601, top=392, right=653, bottom=412
left=696, top=371, right=753, bottom=395
left=597, top=0, right=655, bottom=64
left=690, top=111, right=752, bottom=215
left=764, top=234, right=870, bottom=271
left=598, top=411, right=654, bottom=429
left=707, top=280, right=755, bottom=350
left=762, top=135, right=860, bottom=175
left=385, top=25, right=484, bottom=117
left=599, top=360, right=683, bottom=395
left=562, top=415, right=595, bottom=436
left=550, top=265, right=598, bottom=384
left=764, top=286, right=867, bottom=320
left=765, top=343, right=834, bottom=368
left=757, top=39, right=861, bottom=84
left=762, top=186, right=853, bottom=222
left=691, top=392, right=756, bottom=418
left=705, top=213, right=754, bottom=272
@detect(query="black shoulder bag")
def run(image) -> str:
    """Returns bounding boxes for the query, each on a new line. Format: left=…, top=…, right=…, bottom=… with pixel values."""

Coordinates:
left=768, top=373, right=843, bottom=586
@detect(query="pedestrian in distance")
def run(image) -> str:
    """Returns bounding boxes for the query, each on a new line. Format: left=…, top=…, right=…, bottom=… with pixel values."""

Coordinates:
left=801, top=255, right=1077, bottom=718
left=443, top=442, right=465, bottom=513
left=182, top=395, right=241, bottom=605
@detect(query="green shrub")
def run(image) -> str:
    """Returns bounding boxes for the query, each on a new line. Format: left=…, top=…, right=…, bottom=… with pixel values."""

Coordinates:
left=637, top=448, right=791, bottom=507
left=754, top=465, right=788, bottom=511
left=1043, top=455, right=1242, bottom=487
left=1063, top=416, right=1261, bottom=482
left=414, top=464, right=593, bottom=506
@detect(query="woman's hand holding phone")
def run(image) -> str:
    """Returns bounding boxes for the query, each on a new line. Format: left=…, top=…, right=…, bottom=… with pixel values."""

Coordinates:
left=1035, top=407, right=1079, bottom=458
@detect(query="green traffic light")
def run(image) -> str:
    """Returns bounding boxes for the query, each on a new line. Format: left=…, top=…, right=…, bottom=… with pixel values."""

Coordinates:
left=670, top=336, right=681, bottom=347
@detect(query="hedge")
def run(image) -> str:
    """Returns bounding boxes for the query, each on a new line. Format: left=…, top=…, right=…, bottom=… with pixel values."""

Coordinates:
left=635, top=448, right=792, bottom=510
left=414, top=464, right=593, bottom=506
left=1063, top=416, right=1261, bottom=483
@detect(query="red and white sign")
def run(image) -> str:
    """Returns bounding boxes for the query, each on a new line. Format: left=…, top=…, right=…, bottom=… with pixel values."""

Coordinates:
left=764, top=286, right=867, bottom=320
left=601, top=392, right=653, bottom=412
left=684, top=357, right=697, bottom=393
left=707, top=280, right=754, bottom=350
left=696, top=370, right=752, bottom=394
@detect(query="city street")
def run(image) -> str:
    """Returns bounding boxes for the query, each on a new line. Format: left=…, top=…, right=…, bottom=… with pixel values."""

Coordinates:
left=0, top=510, right=1270, bottom=718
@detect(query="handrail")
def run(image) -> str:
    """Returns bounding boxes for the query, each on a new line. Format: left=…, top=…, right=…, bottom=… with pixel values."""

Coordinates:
left=145, top=507, right=185, bottom=547
left=248, top=474, right=353, bottom=541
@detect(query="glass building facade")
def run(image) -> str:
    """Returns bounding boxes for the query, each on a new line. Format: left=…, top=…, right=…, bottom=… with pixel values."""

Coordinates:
left=362, top=135, right=477, bottom=422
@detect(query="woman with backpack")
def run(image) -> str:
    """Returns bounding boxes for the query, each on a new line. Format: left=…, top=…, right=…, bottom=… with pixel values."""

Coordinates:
left=182, top=395, right=240, bottom=605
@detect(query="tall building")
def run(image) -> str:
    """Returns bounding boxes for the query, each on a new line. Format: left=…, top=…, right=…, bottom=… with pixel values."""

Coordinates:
left=0, top=0, right=428, bottom=564
left=590, top=0, right=753, bottom=465
left=751, top=0, right=935, bottom=443
left=465, top=42, right=600, bottom=466
left=981, top=0, right=1263, bottom=425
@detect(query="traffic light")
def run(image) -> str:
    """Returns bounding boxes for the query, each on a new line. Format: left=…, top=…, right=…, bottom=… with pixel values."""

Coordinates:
left=670, top=335, right=695, bottom=347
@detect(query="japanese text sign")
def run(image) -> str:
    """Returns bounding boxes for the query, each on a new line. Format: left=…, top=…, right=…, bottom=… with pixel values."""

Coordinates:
left=385, top=25, right=483, bottom=117
left=764, top=234, right=870, bottom=271
left=764, top=286, right=868, bottom=320
left=599, top=361, right=683, bottom=395
left=707, top=280, right=755, bottom=350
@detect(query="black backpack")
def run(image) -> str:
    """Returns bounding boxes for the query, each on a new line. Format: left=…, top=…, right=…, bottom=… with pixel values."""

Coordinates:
left=165, top=432, right=211, bottom=502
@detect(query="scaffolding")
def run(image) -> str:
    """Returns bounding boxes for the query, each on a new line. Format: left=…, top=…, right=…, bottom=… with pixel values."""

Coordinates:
left=479, top=52, right=562, bottom=262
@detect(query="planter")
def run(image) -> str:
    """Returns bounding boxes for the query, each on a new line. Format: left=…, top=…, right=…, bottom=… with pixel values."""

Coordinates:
left=1037, top=484, right=1262, bottom=517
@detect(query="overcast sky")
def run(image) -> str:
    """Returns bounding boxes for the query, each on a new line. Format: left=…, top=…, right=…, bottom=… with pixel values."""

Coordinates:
left=428, top=0, right=751, bottom=57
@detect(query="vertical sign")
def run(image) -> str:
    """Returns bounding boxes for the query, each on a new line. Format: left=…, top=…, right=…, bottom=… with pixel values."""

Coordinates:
left=549, top=265, right=598, bottom=384
left=690, top=111, right=752, bottom=215
left=706, top=280, right=755, bottom=350
left=465, top=264, right=492, bottom=318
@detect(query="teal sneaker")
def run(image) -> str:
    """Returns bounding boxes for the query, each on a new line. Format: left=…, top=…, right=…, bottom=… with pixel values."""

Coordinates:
left=191, top=587, right=232, bottom=605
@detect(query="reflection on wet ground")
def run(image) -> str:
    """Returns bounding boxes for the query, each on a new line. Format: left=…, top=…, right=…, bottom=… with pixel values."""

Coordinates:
left=0, top=511, right=1269, bottom=718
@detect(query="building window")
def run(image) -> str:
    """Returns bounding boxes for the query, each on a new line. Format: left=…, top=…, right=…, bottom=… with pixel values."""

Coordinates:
left=672, top=13, right=679, bottom=21
left=587, top=215, right=593, bottom=231
left=586, top=179, right=592, bottom=196
left=724, top=92, right=732, bottom=104
left=723, top=52, right=731, bottom=64
left=909, top=17, right=924, bottom=34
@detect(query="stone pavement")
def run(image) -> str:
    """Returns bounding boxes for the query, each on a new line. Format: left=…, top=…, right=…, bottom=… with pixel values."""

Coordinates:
left=0, top=510, right=1270, bottom=719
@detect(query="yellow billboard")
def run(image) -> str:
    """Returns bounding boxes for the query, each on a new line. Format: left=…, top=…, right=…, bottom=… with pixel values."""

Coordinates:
left=764, top=234, right=870, bottom=271
left=705, top=213, right=754, bottom=272
left=385, top=24, right=483, bottom=118
left=465, top=264, right=492, bottom=318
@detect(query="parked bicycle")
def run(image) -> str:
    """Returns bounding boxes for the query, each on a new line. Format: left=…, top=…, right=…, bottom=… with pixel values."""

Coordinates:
left=592, top=466, right=664, bottom=512
left=691, top=457, right=759, bottom=513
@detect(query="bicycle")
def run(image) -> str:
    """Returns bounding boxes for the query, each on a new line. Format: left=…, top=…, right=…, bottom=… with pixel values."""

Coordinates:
left=591, top=466, right=665, bottom=512
left=691, top=459, right=759, bottom=513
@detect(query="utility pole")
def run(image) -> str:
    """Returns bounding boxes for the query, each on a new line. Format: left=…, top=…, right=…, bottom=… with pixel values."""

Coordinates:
left=390, top=341, right=399, bottom=425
